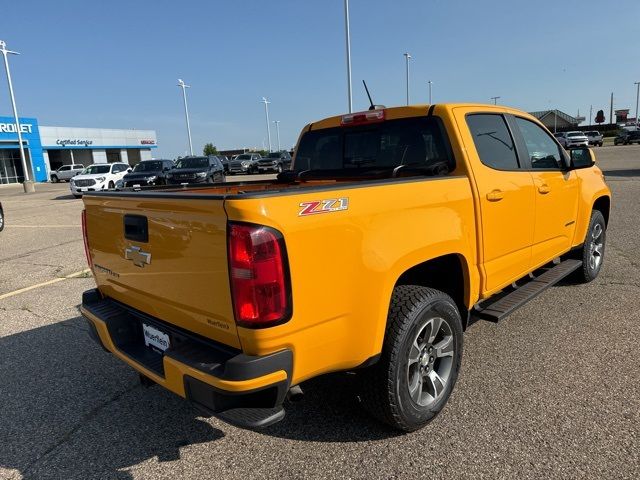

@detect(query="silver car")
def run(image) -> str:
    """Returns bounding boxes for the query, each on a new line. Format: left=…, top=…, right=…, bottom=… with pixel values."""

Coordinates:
left=50, top=164, right=85, bottom=183
left=227, top=153, right=262, bottom=174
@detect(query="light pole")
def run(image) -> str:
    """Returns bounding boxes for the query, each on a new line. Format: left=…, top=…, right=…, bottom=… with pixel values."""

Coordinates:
left=589, top=104, right=593, bottom=127
left=273, top=120, right=281, bottom=152
left=403, top=53, right=411, bottom=105
left=177, top=79, right=193, bottom=156
left=634, top=81, right=640, bottom=127
left=344, top=0, right=353, bottom=113
left=261, top=97, right=272, bottom=152
left=428, top=80, right=433, bottom=104
left=0, top=40, right=33, bottom=192
left=491, top=96, right=500, bottom=105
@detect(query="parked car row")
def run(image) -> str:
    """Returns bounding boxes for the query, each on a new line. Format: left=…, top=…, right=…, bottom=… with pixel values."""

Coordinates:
left=550, top=128, right=640, bottom=148
left=61, top=151, right=293, bottom=198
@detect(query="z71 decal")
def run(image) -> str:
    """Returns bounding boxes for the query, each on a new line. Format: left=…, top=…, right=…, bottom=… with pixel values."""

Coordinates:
left=299, top=197, right=349, bottom=216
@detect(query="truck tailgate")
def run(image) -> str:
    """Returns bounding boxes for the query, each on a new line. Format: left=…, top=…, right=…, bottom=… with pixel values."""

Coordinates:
left=83, top=194, right=240, bottom=348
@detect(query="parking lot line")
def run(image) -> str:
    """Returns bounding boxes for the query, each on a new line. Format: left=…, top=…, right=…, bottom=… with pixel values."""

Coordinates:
left=7, top=225, right=81, bottom=228
left=0, top=269, right=91, bottom=301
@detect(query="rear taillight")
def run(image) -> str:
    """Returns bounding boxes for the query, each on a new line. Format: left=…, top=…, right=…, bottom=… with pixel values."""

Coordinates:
left=81, top=210, right=93, bottom=269
left=341, top=109, right=385, bottom=126
left=228, top=223, right=291, bottom=328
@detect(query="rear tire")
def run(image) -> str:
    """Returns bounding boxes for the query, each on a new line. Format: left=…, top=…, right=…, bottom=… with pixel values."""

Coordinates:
left=569, top=210, right=606, bottom=283
left=108, top=181, right=115, bottom=189
left=358, top=286, right=463, bottom=432
left=0, top=207, right=5, bottom=231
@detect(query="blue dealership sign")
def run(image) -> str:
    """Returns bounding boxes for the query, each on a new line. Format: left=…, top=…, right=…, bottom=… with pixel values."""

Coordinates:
left=0, top=116, right=46, bottom=182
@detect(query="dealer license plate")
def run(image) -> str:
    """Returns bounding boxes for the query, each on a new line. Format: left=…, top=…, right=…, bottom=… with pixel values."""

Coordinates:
left=142, top=323, right=170, bottom=352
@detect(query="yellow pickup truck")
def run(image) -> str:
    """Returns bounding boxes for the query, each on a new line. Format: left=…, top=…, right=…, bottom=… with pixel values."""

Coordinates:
left=80, top=104, right=610, bottom=432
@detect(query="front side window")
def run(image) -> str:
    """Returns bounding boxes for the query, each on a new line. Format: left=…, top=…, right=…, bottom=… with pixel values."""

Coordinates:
left=515, top=117, right=563, bottom=169
left=466, top=114, right=519, bottom=170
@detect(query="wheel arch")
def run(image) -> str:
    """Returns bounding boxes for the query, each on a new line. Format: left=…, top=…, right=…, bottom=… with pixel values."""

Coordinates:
left=592, top=195, right=610, bottom=226
left=393, top=253, right=471, bottom=330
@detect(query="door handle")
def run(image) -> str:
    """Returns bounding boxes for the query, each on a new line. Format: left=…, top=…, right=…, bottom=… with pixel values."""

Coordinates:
left=537, top=184, right=551, bottom=194
left=486, top=189, right=504, bottom=201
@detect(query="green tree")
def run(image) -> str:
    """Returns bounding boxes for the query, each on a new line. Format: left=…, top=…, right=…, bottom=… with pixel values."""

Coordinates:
left=595, top=110, right=605, bottom=125
left=203, top=143, right=218, bottom=156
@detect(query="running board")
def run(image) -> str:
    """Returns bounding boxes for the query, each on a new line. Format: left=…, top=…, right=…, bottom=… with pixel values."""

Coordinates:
left=472, top=259, right=582, bottom=323
left=216, top=407, right=285, bottom=429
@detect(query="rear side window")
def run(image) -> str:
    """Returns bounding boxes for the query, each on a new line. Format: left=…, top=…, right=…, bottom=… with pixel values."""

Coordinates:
left=295, top=117, right=454, bottom=175
left=466, top=114, right=519, bottom=170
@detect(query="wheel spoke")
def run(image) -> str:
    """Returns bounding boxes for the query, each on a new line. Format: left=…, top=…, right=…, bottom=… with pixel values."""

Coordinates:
left=593, top=244, right=603, bottom=256
left=408, top=339, right=421, bottom=366
left=408, top=374, right=422, bottom=403
left=427, top=317, right=442, bottom=344
left=434, top=335, right=454, bottom=358
left=593, top=224, right=602, bottom=241
left=427, top=370, right=446, bottom=399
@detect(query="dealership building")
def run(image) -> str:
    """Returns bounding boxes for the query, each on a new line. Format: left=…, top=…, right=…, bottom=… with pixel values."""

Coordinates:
left=0, top=115, right=157, bottom=184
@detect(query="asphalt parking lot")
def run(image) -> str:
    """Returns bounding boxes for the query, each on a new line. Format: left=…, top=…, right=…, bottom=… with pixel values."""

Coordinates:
left=1, top=151, right=639, bottom=480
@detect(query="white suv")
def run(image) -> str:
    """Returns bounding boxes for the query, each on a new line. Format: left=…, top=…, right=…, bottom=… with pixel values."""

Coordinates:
left=70, top=163, right=131, bottom=198
left=554, top=131, right=588, bottom=148
left=50, top=164, right=85, bottom=183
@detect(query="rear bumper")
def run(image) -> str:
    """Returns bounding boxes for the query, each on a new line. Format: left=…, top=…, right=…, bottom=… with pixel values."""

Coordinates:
left=81, top=289, right=292, bottom=428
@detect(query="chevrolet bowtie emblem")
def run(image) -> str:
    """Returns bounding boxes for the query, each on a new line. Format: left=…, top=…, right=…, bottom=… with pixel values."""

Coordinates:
left=125, top=246, right=151, bottom=267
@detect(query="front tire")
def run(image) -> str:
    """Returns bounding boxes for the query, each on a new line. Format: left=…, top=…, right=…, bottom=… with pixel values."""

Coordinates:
left=0, top=208, right=4, bottom=231
left=108, top=181, right=115, bottom=190
left=570, top=210, right=606, bottom=283
left=358, top=286, right=463, bottom=432
left=51, top=175, right=59, bottom=183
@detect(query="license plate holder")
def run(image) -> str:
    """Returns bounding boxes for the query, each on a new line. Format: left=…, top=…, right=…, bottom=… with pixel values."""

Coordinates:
left=142, top=322, right=170, bottom=353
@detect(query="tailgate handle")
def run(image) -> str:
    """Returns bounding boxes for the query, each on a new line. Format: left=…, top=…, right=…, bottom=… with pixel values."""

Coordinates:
left=124, top=215, right=148, bottom=243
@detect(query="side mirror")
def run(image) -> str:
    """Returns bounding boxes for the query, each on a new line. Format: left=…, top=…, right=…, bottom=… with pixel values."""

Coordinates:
left=569, top=147, right=595, bottom=169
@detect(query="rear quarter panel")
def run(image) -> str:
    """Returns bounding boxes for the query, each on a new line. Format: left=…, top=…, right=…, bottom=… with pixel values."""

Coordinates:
left=224, top=177, right=477, bottom=384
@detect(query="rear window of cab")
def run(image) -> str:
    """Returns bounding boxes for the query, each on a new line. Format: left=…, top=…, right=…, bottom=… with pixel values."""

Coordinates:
left=295, top=116, right=455, bottom=175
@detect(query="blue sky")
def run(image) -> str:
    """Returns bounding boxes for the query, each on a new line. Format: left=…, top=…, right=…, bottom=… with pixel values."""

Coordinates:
left=1, top=0, right=638, bottom=158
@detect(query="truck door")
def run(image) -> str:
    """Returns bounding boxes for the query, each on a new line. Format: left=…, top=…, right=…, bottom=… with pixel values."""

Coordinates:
left=461, top=111, right=536, bottom=294
left=509, top=116, right=580, bottom=267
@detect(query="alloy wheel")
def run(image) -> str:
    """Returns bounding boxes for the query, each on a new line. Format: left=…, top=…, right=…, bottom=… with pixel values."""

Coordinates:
left=406, top=316, right=455, bottom=407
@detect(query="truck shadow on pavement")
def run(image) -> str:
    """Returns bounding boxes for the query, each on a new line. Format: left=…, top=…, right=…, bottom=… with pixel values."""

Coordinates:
left=600, top=168, right=640, bottom=178
left=0, top=313, right=396, bottom=479
left=52, top=194, right=78, bottom=200
left=265, top=373, right=401, bottom=442
left=0, top=315, right=224, bottom=480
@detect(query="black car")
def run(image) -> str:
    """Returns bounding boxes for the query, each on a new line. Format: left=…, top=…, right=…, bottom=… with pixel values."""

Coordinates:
left=256, top=151, right=292, bottom=173
left=614, top=129, right=640, bottom=145
left=166, top=156, right=225, bottom=185
left=216, top=155, right=230, bottom=173
left=0, top=201, right=4, bottom=232
left=121, top=159, right=175, bottom=188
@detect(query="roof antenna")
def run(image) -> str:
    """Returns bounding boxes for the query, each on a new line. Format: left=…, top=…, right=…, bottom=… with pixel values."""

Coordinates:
left=363, top=80, right=375, bottom=110
left=362, top=80, right=385, bottom=110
